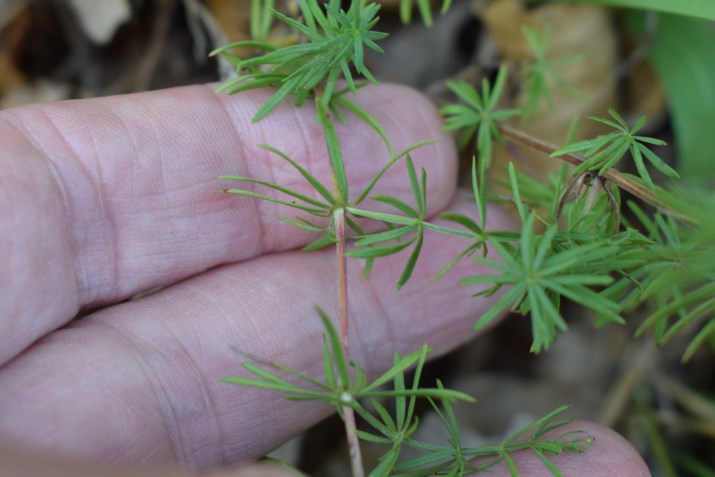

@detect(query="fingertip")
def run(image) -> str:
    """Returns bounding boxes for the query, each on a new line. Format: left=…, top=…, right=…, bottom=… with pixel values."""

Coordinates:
left=204, top=462, right=304, bottom=477
left=564, top=421, right=650, bottom=476
left=469, top=420, right=650, bottom=477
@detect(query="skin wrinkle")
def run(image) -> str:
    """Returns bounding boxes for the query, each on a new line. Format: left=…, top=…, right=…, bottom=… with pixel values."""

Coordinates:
left=367, top=84, right=445, bottom=191
left=0, top=113, right=79, bottom=353
left=160, top=277, right=281, bottom=466
left=203, top=91, right=272, bottom=262
left=37, top=106, right=121, bottom=306
left=163, top=325, right=227, bottom=468
left=1, top=322, right=174, bottom=463
left=86, top=108, right=125, bottom=305
left=254, top=103, right=334, bottom=253
left=4, top=105, right=118, bottom=308
left=215, top=91, right=272, bottom=260
left=147, top=110, right=176, bottom=261
left=349, top=260, right=397, bottom=372
left=157, top=272, right=277, bottom=464
left=5, top=83, right=454, bottom=330
left=146, top=106, right=223, bottom=269
left=1, top=84, right=519, bottom=468
left=95, top=318, right=186, bottom=465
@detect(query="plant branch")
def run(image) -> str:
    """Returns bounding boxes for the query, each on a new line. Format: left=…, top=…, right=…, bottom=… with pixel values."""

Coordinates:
left=499, top=124, right=692, bottom=224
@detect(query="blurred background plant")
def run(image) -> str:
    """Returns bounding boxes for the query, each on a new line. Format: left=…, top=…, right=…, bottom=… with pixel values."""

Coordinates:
left=2, top=0, right=714, bottom=475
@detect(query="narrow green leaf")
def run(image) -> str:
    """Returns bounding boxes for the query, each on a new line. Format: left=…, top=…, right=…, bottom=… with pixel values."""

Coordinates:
left=317, top=307, right=350, bottom=388
left=363, top=349, right=425, bottom=393
left=445, top=81, right=482, bottom=110
left=503, top=452, right=519, bottom=477
left=683, top=318, right=715, bottom=362
left=635, top=12, right=715, bottom=179
left=333, top=96, right=395, bottom=157
left=431, top=243, right=482, bottom=283
left=258, top=144, right=337, bottom=204
left=373, top=194, right=419, bottom=218
left=392, top=354, right=408, bottom=431
left=405, top=157, right=422, bottom=215
left=316, top=100, right=349, bottom=202
left=357, top=430, right=392, bottom=444
left=487, top=66, right=508, bottom=111
left=323, top=335, right=336, bottom=389
left=353, top=140, right=433, bottom=206
left=638, top=144, right=680, bottom=178
left=303, top=234, right=335, bottom=251
left=397, top=230, right=424, bottom=289
left=438, top=212, right=483, bottom=235
left=346, top=207, right=419, bottom=227
left=279, top=216, right=324, bottom=232
left=354, top=226, right=414, bottom=246
left=253, top=84, right=295, bottom=122
left=366, top=388, right=474, bottom=402
left=368, top=446, right=401, bottom=477
left=470, top=286, right=527, bottom=332
left=221, top=173, right=329, bottom=209
left=223, top=188, right=327, bottom=215
left=417, top=0, right=433, bottom=26
left=209, top=40, right=277, bottom=57
left=508, top=162, right=528, bottom=225
left=347, top=237, right=414, bottom=259
left=221, top=376, right=303, bottom=393
left=560, top=0, right=715, bottom=22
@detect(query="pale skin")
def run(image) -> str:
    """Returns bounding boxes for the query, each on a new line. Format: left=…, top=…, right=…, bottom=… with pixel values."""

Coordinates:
left=0, top=83, right=651, bottom=476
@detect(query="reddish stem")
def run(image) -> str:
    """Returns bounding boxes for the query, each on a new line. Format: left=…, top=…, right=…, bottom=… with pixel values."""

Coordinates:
left=333, top=207, right=364, bottom=477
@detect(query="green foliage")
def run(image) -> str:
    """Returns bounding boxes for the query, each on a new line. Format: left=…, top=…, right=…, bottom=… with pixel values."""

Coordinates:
left=226, top=312, right=591, bottom=477
left=459, top=167, right=625, bottom=352
left=347, top=156, right=489, bottom=289
left=520, top=25, right=581, bottom=117
left=250, top=0, right=275, bottom=40
left=211, top=0, right=387, bottom=121
left=221, top=144, right=335, bottom=216
left=223, top=308, right=474, bottom=406
left=397, top=0, right=453, bottom=27
left=441, top=67, right=521, bottom=225
left=636, top=404, right=678, bottom=477
left=347, top=157, right=427, bottom=289
left=392, top=404, right=593, bottom=476
left=214, top=0, right=715, bottom=474
left=556, top=0, right=715, bottom=22
left=551, top=109, right=679, bottom=188
left=674, top=451, right=715, bottom=477
left=644, top=13, right=715, bottom=179
left=603, top=202, right=715, bottom=361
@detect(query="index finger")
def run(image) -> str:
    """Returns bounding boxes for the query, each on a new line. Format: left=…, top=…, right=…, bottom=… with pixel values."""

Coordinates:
left=0, top=83, right=456, bottom=364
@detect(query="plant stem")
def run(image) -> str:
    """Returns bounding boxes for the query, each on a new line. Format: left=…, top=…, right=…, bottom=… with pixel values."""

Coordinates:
left=333, top=207, right=350, bottom=356
left=499, top=124, right=693, bottom=224
left=343, top=400, right=365, bottom=477
left=333, top=206, right=365, bottom=477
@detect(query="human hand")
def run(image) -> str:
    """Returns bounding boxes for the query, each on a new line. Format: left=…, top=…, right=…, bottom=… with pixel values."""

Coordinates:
left=0, top=84, right=649, bottom=476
